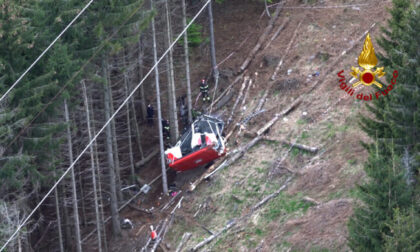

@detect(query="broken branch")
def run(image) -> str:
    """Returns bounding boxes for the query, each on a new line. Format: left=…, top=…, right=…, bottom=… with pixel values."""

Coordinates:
left=262, top=136, right=318, bottom=153
left=175, top=233, right=192, bottom=252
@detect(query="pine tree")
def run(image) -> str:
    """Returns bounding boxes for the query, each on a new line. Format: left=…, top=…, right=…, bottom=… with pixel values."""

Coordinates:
left=383, top=207, right=420, bottom=252
left=348, top=141, right=412, bottom=251
left=360, top=0, right=419, bottom=169
left=349, top=1, right=420, bottom=250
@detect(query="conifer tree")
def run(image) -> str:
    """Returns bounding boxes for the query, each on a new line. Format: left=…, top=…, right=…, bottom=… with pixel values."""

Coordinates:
left=349, top=1, right=420, bottom=250
left=348, top=141, right=412, bottom=251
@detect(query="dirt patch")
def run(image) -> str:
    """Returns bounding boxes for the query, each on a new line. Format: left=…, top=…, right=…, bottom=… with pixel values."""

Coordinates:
left=283, top=198, right=354, bottom=250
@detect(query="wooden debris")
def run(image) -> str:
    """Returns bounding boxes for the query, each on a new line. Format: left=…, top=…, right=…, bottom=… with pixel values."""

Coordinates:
left=140, top=221, right=163, bottom=252
left=188, top=158, right=228, bottom=192
left=160, top=190, right=182, bottom=212
left=239, top=2, right=284, bottom=72
left=256, top=97, right=302, bottom=136
left=210, top=73, right=244, bottom=109
left=240, top=78, right=252, bottom=110
left=264, top=17, right=290, bottom=50
left=190, top=176, right=294, bottom=251
left=262, top=136, right=318, bottom=153
left=204, top=136, right=263, bottom=180
left=271, top=20, right=303, bottom=81
left=136, top=225, right=145, bottom=236
left=135, top=148, right=159, bottom=168
left=302, top=196, right=320, bottom=205
left=151, top=197, right=183, bottom=252
left=227, top=76, right=249, bottom=125
left=200, top=225, right=214, bottom=235
left=128, top=203, right=153, bottom=214
left=175, top=232, right=192, bottom=252
left=254, top=88, right=270, bottom=112
left=251, top=176, right=293, bottom=211
left=191, top=220, right=237, bottom=251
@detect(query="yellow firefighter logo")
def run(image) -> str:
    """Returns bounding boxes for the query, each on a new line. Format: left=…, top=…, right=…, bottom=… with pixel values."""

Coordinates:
left=351, top=33, right=385, bottom=88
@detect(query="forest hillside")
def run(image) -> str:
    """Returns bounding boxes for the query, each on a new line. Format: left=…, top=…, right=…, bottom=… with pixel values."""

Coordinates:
left=1, top=0, right=419, bottom=251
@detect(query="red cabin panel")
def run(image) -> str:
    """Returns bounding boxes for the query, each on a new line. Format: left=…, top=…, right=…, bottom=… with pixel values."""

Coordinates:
left=168, top=146, right=226, bottom=172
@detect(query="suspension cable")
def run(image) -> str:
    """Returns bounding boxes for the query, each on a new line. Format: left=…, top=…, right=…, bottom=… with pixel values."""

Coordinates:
left=0, top=0, right=211, bottom=250
left=0, top=0, right=94, bottom=103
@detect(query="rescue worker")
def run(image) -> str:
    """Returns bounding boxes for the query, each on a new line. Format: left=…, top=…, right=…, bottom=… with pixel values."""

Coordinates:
left=199, top=78, right=210, bottom=102
left=162, top=119, right=170, bottom=141
left=147, top=104, right=154, bottom=126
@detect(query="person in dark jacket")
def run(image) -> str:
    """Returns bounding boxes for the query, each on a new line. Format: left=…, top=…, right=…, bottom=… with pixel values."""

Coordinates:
left=199, top=79, right=210, bottom=102
left=147, top=104, right=154, bottom=126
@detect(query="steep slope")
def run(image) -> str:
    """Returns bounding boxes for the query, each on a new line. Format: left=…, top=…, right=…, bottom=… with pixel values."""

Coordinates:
left=108, top=0, right=393, bottom=251
left=161, top=0, right=392, bottom=251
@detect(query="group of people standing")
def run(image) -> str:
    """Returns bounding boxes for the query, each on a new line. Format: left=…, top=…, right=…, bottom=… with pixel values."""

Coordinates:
left=145, top=78, right=210, bottom=144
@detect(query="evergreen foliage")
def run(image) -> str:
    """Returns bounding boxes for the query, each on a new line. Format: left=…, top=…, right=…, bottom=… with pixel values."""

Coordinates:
left=179, top=18, right=204, bottom=47
left=349, top=0, right=420, bottom=250
left=348, top=141, right=412, bottom=251
left=383, top=207, right=420, bottom=252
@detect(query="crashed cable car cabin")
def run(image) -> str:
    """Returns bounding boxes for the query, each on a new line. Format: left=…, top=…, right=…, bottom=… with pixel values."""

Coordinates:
left=165, top=115, right=226, bottom=172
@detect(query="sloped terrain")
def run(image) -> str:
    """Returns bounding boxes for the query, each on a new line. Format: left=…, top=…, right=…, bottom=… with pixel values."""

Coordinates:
left=112, top=0, right=393, bottom=251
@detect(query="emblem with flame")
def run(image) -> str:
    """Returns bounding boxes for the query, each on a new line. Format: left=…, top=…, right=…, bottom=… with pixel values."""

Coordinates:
left=351, top=33, right=385, bottom=88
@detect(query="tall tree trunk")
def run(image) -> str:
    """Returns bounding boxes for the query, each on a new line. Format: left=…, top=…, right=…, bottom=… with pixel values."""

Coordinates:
left=82, top=81, right=103, bottom=252
left=208, top=0, right=219, bottom=100
left=102, top=58, right=122, bottom=236
left=90, top=90, right=108, bottom=252
left=164, top=0, right=179, bottom=144
left=182, top=0, right=192, bottom=123
left=125, top=48, right=144, bottom=159
left=63, top=99, right=82, bottom=252
left=54, top=182, right=64, bottom=252
left=137, top=39, right=148, bottom=121
left=125, top=78, right=136, bottom=183
left=107, top=71, right=123, bottom=202
left=151, top=0, right=168, bottom=195
left=61, top=185, right=72, bottom=250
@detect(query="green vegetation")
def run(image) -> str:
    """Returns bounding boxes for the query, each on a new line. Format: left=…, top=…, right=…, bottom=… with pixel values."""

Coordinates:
left=179, top=18, right=205, bottom=47
left=263, top=192, right=311, bottom=221
left=348, top=1, right=420, bottom=250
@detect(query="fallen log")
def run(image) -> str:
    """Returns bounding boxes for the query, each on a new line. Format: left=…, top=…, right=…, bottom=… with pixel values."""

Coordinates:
left=175, top=233, right=192, bottom=252
left=240, top=2, right=284, bottom=72
left=271, top=20, right=303, bottom=81
left=214, top=90, right=234, bottom=111
left=128, top=203, right=153, bottom=214
left=302, top=196, right=320, bottom=205
left=160, top=190, right=182, bottom=212
left=227, top=76, right=249, bottom=125
left=251, top=176, right=293, bottom=212
left=190, top=176, right=294, bottom=251
left=254, top=88, right=270, bottom=113
left=189, top=158, right=228, bottom=192
left=135, top=148, right=159, bottom=168
left=210, top=73, right=244, bottom=109
left=191, top=220, right=237, bottom=251
left=240, top=78, right=252, bottom=110
left=140, top=221, right=163, bottom=252
left=256, top=97, right=302, bottom=136
left=263, top=17, right=290, bottom=50
left=239, top=109, right=267, bottom=126
left=200, top=225, right=214, bottom=235
left=151, top=197, right=184, bottom=252
left=204, top=135, right=263, bottom=180
left=262, top=136, right=318, bottom=153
